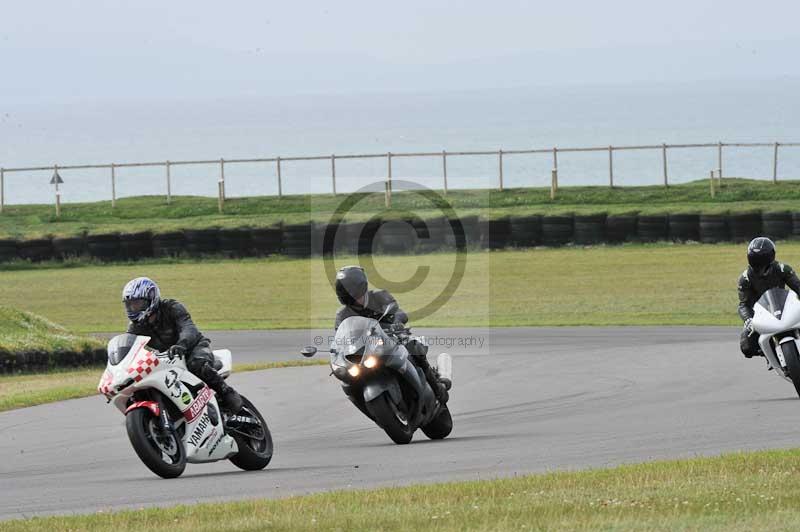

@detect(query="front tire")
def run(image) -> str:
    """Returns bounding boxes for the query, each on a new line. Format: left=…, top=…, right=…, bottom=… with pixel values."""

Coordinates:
left=126, top=408, right=186, bottom=479
left=782, top=341, right=800, bottom=398
left=421, top=404, right=453, bottom=440
left=227, top=396, right=273, bottom=471
left=365, top=392, right=414, bottom=444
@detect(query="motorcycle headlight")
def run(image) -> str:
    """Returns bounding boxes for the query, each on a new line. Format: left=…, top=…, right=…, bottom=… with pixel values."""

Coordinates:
left=347, top=365, right=361, bottom=378
left=363, top=356, right=378, bottom=369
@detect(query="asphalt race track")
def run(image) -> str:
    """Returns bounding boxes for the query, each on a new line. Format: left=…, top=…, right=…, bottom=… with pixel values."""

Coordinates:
left=3, top=326, right=800, bottom=520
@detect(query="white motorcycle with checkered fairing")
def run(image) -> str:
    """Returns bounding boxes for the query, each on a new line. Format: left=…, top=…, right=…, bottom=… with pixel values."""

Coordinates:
left=751, top=288, right=800, bottom=398
left=98, top=333, right=273, bottom=478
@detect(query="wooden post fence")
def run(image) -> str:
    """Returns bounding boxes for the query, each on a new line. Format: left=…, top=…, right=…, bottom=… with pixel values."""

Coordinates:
left=331, top=154, right=337, bottom=195
left=276, top=156, right=283, bottom=198
left=219, top=158, right=226, bottom=200
left=442, top=150, right=448, bottom=195
left=0, top=141, right=797, bottom=207
left=498, top=149, right=504, bottom=190
left=709, top=170, right=716, bottom=198
left=165, top=161, right=172, bottom=204
left=773, top=142, right=779, bottom=183
left=386, top=152, right=393, bottom=208
left=110, top=163, right=116, bottom=208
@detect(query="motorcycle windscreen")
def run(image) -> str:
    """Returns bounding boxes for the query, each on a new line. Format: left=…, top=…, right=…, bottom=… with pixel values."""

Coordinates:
left=756, top=288, right=790, bottom=316
left=333, top=316, right=373, bottom=356
left=107, top=333, right=139, bottom=365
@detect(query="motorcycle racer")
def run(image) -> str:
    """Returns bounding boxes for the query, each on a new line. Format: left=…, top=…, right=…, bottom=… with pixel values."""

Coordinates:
left=122, top=277, right=243, bottom=412
left=738, top=237, right=800, bottom=358
left=334, top=265, right=450, bottom=403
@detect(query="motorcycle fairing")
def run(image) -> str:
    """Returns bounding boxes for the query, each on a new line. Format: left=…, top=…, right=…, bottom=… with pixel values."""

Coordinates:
left=100, top=334, right=238, bottom=463
left=754, top=289, right=800, bottom=380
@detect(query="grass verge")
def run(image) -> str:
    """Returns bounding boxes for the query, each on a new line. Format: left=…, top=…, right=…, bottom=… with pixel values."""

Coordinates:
left=0, top=306, right=103, bottom=353
left=0, top=359, right=326, bottom=413
left=6, top=448, right=800, bottom=531
left=2, top=243, right=798, bottom=332
left=1, top=178, right=798, bottom=238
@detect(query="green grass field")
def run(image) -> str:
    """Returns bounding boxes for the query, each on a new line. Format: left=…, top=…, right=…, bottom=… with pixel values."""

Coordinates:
left=1, top=178, right=798, bottom=238
left=7, top=448, right=800, bottom=531
left=0, top=359, right=325, bottom=412
left=2, top=243, right=794, bottom=332
left=0, top=306, right=103, bottom=352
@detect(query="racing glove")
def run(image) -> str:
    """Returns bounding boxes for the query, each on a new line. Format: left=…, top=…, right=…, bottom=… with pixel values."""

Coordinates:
left=743, top=318, right=755, bottom=336
left=168, top=344, right=187, bottom=360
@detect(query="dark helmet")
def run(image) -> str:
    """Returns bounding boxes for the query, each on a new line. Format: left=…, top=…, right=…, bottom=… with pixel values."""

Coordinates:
left=335, top=266, right=369, bottom=308
left=747, top=237, right=776, bottom=276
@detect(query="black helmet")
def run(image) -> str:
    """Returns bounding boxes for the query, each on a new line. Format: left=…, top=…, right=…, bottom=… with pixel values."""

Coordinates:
left=335, top=266, right=369, bottom=308
left=747, top=237, right=776, bottom=276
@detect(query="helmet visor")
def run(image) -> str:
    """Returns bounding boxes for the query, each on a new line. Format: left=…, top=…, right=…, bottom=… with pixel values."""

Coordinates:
left=124, top=298, right=150, bottom=314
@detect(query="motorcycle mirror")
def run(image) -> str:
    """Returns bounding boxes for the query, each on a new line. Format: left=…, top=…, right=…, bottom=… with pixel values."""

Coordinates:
left=300, top=346, right=318, bottom=358
left=378, top=302, right=399, bottom=322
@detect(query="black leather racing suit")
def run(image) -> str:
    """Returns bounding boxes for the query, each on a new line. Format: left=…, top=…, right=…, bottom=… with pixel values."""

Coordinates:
left=127, top=299, right=227, bottom=393
left=335, top=290, right=444, bottom=398
left=737, top=262, right=800, bottom=357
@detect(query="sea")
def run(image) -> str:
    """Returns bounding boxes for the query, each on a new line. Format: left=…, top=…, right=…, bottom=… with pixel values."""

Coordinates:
left=1, top=79, right=799, bottom=205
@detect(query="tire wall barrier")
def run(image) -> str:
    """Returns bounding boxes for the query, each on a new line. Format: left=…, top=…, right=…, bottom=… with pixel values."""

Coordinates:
left=2, top=212, right=800, bottom=264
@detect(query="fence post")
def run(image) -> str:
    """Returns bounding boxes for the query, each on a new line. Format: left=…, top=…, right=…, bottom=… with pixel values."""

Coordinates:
left=552, top=147, right=558, bottom=173
left=110, top=163, right=117, bottom=208
left=217, top=180, right=224, bottom=213
left=54, top=164, right=61, bottom=218
left=608, top=146, right=614, bottom=187
left=498, top=149, right=504, bottom=191
left=219, top=158, right=226, bottom=200
left=0, top=168, right=4, bottom=213
left=662, top=143, right=668, bottom=187
left=276, top=157, right=282, bottom=198
left=386, top=152, right=393, bottom=208
left=717, top=141, right=723, bottom=182
left=773, top=142, right=779, bottom=183
left=709, top=170, right=716, bottom=198
left=442, top=150, right=448, bottom=195
left=331, top=154, right=337, bottom=195
left=551, top=168, right=558, bottom=200
left=165, top=161, right=172, bottom=204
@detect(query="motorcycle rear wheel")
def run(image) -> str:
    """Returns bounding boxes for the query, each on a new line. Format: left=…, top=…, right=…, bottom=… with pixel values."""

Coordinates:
left=781, top=341, right=800, bottom=398
left=126, top=408, right=186, bottom=479
left=227, top=396, right=273, bottom=471
left=421, top=404, right=453, bottom=440
left=366, top=392, right=414, bottom=444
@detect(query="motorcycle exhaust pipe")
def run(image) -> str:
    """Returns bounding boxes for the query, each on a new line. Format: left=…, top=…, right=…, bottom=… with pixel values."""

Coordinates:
left=437, top=353, right=452, bottom=390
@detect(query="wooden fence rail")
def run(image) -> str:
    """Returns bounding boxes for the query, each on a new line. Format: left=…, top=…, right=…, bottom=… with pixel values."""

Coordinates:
left=1, top=140, right=799, bottom=213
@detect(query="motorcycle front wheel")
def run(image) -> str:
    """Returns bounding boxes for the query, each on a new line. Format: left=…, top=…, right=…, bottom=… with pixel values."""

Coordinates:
left=781, top=341, right=800, bottom=398
left=126, top=408, right=186, bottom=479
left=366, top=392, right=414, bottom=444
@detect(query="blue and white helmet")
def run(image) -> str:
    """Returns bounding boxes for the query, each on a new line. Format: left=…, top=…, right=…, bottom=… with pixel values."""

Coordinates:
left=122, top=277, right=161, bottom=323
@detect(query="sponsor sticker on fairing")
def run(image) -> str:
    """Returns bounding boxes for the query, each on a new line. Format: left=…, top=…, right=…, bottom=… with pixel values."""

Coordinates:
left=183, top=386, right=214, bottom=422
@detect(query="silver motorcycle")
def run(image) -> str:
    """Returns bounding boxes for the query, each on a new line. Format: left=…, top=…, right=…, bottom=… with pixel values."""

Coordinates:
left=302, top=306, right=453, bottom=444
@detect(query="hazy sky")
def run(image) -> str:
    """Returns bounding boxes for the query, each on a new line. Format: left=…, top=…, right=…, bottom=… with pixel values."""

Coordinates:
left=1, top=0, right=798, bottom=104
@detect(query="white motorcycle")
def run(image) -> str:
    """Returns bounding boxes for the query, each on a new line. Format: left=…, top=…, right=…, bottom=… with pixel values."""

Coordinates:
left=751, top=287, right=800, bottom=397
left=98, top=333, right=273, bottom=478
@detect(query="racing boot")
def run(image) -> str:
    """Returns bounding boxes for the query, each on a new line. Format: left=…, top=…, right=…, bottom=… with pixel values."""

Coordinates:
left=199, top=361, right=244, bottom=413
left=414, top=354, right=449, bottom=404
